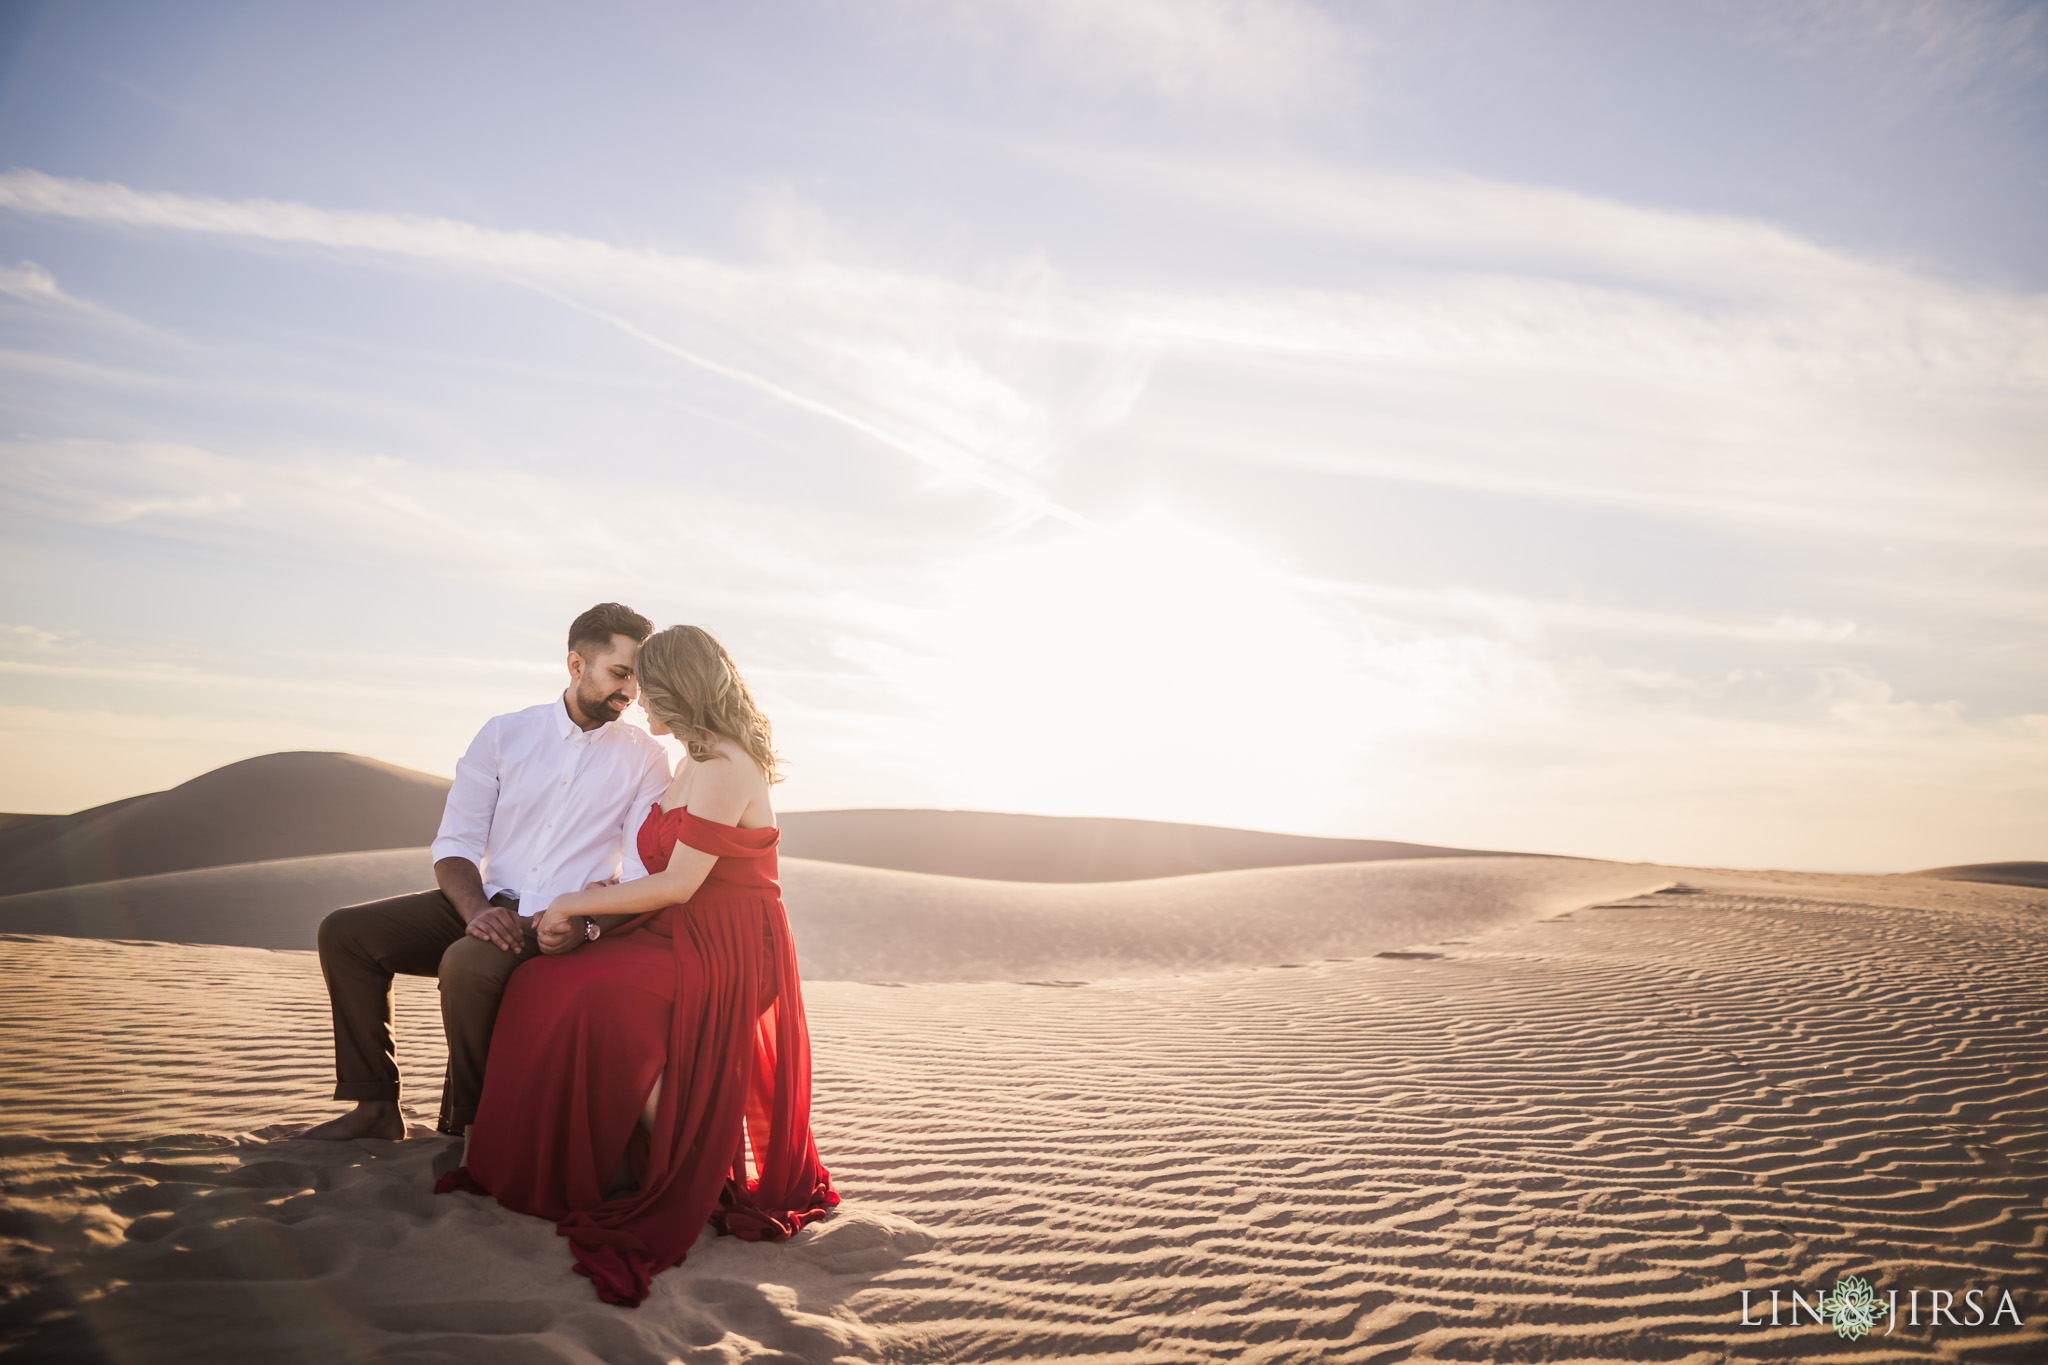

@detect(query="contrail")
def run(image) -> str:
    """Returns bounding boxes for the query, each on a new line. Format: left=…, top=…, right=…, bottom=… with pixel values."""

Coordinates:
left=0, top=168, right=1092, bottom=528
left=518, top=282, right=1093, bottom=528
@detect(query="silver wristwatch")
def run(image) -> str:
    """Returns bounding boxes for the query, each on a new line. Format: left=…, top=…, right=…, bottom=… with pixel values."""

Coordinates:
left=583, top=917, right=601, bottom=942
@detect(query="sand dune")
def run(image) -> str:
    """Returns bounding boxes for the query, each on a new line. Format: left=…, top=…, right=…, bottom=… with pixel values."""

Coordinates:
left=0, top=752, right=1522, bottom=897
left=775, top=855, right=1670, bottom=982
left=0, top=849, right=435, bottom=948
left=0, top=849, right=1672, bottom=980
left=774, top=809, right=1510, bottom=882
left=2, top=867, right=2041, bottom=1362
left=0, top=752, right=450, bottom=896
left=1902, top=860, right=2048, bottom=889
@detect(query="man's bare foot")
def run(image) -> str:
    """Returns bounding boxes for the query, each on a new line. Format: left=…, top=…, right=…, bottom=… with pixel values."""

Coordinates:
left=297, top=1100, right=405, bottom=1141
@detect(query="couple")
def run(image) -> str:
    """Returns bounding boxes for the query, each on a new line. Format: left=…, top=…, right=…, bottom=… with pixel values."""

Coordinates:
left=299, top=602, right=838, bottom=1306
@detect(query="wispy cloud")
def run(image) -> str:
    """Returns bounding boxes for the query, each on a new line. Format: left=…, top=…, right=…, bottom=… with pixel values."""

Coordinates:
left=0, top=256, right=172, bottom=341
left=872, top=0, right=1352, bottom=110
left=1033, top=139, right=2048, bottom=315
left=0, top=170, right=1115, bottom=525
left=6, top=166, right=2044, bottom=552
left=0, top=261, right=62, bottom=303
left=1293, top=577, right=1863, bottom=646
left=1, top=622, right=64, bottom=651
left=1731, top=0, right=2048, bottom=115
left=0, top=434, right=943, bottom=645
left=522, top=283, right=1094, bottom=527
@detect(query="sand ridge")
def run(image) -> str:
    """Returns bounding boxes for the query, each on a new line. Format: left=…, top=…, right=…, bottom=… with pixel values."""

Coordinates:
left=1, top=868, right=2042, bottom=1362
left=0, top=850, right=1675, bottom=977
left=771, top=809, right=1512, bottom=883
left=774, top=855, right=1677, bottom=983
left=0, top=753, right=449, bottom=897
left=0, top=849, right=435, bottom=949
left=0, top=751, right=1531, bottom=900
left=1901, top=862, right=2048, bottom=889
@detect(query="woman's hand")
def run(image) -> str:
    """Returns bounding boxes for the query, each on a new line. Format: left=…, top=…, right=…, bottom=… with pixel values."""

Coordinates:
left=532, top=892, right=584, bottom=951
left=536, top=914, right=585, bottom=955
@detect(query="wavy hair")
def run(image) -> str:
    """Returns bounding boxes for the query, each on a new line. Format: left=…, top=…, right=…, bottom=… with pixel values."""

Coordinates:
left=635, top=625, right=782, bottom=783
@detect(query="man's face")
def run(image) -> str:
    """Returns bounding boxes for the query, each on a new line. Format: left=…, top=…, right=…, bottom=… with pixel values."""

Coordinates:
left=567, top=634, right=641, bottom=726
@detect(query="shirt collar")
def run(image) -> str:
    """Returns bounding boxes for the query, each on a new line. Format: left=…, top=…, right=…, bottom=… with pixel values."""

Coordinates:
left=556, top=694, right=603, bottom=743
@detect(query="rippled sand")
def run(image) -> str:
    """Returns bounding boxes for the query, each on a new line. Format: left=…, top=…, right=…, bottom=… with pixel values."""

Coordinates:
left=2, top=867, right=2043, bottom=1362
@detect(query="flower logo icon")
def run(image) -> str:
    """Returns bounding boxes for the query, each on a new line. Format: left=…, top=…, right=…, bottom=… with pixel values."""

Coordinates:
left=1819, top=1274, right=1883, bottom=1340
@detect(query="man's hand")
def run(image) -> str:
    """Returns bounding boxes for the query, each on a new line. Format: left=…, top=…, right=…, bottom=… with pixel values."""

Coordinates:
left=464, top=904, right=525, bottom=953
left=437, top=856, right=520, bottom=953
left=536, top=915, right=584, bottom=955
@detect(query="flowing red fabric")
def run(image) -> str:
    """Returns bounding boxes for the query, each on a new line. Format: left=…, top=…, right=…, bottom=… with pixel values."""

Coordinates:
left=435, top=803, right=839, bottom=1306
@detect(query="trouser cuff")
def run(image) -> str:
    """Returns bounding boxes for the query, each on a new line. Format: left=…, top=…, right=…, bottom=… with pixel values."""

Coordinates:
left=334, top=1082, right=400, bottom=1102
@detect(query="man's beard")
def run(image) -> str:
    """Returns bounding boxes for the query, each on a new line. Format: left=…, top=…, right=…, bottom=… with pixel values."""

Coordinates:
left=572, top=686, right=630, bottom=726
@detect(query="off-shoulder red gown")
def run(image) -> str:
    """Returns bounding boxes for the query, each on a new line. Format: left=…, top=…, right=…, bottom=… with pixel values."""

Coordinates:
left=436, top=803, right=839, bottom=1306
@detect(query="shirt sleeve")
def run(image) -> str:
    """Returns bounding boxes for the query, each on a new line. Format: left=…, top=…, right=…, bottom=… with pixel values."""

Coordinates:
left=430, top=717, right=499, bottom=868
left=615, top=740, right=673, bottom=883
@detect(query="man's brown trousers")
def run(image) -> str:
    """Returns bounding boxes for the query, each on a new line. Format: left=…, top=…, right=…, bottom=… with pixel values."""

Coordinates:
left=317, top=888, right=540, bottom=1135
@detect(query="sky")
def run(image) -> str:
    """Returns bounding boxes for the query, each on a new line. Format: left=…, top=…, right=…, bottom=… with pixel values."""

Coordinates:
left=0, top=0, right=2043, bottom=872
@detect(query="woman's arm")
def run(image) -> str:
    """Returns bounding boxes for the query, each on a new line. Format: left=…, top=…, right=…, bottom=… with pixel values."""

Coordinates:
left=540, top=848, right=715, bottom=924
left=536, top=758, right=755, bottom=929
left=534, top=879, right=648, bottom=954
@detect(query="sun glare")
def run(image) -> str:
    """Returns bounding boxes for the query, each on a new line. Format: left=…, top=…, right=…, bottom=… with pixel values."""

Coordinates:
left=909, top=513, right=1382, bottom=829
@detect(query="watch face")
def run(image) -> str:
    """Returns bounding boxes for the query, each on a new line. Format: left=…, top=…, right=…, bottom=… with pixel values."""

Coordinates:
left=585, top=919, right=600, bottom=941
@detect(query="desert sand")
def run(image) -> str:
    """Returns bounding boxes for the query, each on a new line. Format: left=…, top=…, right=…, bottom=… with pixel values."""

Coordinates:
left=1, top=760, right=2042, bottom=1362
left=4, top=872, right=2043, bottom=1362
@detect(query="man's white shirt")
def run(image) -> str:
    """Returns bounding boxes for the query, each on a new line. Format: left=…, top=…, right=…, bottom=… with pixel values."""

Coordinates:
left=429, top=698, right=673, bottom=915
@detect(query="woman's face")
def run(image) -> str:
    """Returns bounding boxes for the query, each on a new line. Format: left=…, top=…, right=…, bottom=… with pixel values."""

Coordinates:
left=644, top=709, right=672, bottom=737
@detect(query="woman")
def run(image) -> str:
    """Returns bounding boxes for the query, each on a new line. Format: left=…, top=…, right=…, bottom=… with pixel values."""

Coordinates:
left=436, top=625, right=838, bottom=1307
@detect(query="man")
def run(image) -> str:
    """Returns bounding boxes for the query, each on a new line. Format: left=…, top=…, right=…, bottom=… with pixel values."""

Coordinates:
left=300, top=602, right=673, bottom=1141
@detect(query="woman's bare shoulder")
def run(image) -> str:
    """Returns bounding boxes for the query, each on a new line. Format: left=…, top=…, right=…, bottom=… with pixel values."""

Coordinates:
left=691, top=739, right=771, bottom=824
left=708, top=738, right=774, bottom=824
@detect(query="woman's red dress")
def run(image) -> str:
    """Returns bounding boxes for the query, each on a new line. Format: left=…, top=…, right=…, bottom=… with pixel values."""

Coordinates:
left=435, top=803, right=839, bottom=1306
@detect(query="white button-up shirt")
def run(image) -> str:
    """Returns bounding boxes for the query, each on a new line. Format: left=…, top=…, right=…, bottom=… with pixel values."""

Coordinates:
left=429, top=697, right=673, bottom=914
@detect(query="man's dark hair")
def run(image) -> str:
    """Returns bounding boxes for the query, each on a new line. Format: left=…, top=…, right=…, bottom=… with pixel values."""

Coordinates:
left=567, top=602, right=654, bottom=659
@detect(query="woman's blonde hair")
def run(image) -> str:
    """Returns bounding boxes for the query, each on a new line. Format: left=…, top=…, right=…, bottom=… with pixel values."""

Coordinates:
left=635, top=625, right=782, bottom=783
